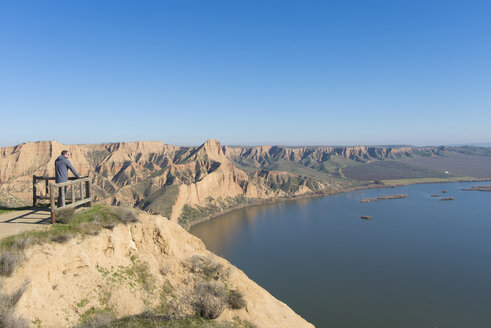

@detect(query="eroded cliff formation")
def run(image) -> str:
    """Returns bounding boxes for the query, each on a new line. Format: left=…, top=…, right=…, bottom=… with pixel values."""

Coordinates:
left=0, top=140, right=338, bottom=225
left=0, top=139, right=449, bottom=226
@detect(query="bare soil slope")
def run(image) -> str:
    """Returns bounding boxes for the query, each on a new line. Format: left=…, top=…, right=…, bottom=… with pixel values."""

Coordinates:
left=2, top=213, right=314, bottom=328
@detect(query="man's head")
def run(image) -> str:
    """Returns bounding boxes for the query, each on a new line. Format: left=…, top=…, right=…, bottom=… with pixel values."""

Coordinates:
left=61, top=150, right=70, bottom=159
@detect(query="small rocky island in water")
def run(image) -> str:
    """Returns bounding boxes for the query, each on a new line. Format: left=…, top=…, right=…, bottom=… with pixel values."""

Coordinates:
left=462, top=185, right=491, bottom=192
left=439, top=197, right=455, bottom=201
left=361, top=194, right=408, bottom=203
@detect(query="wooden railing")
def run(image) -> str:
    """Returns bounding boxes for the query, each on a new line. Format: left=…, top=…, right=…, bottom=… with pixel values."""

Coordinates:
left=32, top=176, right=79, bottom=207
left=32, top=175, right=92, bottom=224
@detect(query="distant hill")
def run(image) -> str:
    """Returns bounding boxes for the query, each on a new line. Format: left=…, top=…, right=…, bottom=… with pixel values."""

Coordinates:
left=450, top=143, right=491, bottom=148
left=2, top=140, right=491, bottom=227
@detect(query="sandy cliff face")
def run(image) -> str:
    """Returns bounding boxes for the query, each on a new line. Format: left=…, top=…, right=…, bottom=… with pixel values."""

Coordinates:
left=167, top=140, right=274, bottom=221
left=1, top=213, right=314, bottom=328
left=0, top=140, right=333, bottom=225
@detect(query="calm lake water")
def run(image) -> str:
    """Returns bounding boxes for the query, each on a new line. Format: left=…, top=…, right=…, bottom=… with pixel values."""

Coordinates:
left=190, top=182, right=491, bottom=328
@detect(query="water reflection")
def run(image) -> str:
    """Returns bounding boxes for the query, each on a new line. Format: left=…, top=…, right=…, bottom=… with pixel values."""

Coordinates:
left=191, top=198, right=321, bottom=255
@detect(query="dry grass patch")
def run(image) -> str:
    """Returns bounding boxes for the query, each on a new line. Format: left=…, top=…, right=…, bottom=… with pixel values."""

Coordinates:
left=109, top=314, right=255, bottom=327
left=191, top=281, right=227, bottom=320
left=0, top=280, right=29, bottom=328
left=56, top=207, right=76, bottom=224
left=50, top=234, right=72, bottom=244
left=188, top=255, right=228, bottom=281
left=75, top=307, right=115, bottom=328
left=113, top=207, right=139, bottom=224
left=0, top=252, right=23, bottom=277
left=126, top=257, right=155, bottom=293
left=227, top=289, right=246, bottom=310
left=8, top=237, right=31, bottom=252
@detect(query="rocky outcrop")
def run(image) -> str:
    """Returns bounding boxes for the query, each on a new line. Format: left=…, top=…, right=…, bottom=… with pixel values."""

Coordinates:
left=1, top=213, right=314, bottom=327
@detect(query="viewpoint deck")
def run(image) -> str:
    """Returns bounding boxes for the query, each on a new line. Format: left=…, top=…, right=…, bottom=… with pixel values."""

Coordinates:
left=0, top=208, right=51, bottom=239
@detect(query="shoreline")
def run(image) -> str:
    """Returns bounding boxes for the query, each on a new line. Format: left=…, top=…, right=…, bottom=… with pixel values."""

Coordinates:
left=185, top=177, right=491, bottom=230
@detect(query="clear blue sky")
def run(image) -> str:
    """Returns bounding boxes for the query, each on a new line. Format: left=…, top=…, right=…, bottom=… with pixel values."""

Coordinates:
left=1, top=0, right=490, bottom=147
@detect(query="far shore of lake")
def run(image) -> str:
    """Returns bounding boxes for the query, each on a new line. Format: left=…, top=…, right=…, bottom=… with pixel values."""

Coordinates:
left=186, top=177, right=491, bottom=230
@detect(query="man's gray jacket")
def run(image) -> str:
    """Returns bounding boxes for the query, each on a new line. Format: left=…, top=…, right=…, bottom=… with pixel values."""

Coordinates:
left=55, top=155, right=80, bottom=183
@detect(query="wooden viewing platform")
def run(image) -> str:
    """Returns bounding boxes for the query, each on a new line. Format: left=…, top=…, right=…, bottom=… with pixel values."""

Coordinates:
left=32, top=175, right=92, bottom=224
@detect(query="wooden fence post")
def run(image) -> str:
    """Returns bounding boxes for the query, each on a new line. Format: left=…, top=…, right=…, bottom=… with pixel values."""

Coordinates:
left=32, top=176, right=37, bottom=207
left=71, top=185, right=76, bottom=204
left=85, top=180, right=92, bottom=207
left=49, top=183, right=56, bottom=224
left=60, top=187, right=65, bottom=207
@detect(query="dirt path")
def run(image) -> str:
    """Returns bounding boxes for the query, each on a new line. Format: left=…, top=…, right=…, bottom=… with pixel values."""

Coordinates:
left=0, top=208, right=51, bottom=239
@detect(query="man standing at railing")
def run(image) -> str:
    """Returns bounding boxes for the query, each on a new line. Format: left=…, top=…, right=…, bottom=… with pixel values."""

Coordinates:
left=55, top=150, right=81, bottom=206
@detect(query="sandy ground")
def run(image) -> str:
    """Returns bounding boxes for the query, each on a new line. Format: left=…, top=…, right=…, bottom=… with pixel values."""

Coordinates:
left=0, top=208, right=51, bottom=239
